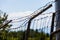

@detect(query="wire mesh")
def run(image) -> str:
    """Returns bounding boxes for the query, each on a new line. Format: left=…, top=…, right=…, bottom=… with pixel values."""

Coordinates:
left=0, top=0, right=59, bottom=40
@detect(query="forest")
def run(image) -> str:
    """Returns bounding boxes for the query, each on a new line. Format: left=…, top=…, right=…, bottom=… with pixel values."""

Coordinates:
left=0, top=12, right=55, bottom=40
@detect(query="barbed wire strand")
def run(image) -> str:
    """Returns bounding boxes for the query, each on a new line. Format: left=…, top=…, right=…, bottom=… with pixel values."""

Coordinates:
left=6, top=0, right=59, bottom=30
left=8, top=19, right=28, bottom=30
left=7, top=0, right=58, bottom=21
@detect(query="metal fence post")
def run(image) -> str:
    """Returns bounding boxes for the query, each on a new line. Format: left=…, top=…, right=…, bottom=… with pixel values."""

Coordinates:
left=50, top=13, right=55, bottom=40
left=22, top=4, right=52, bottom=40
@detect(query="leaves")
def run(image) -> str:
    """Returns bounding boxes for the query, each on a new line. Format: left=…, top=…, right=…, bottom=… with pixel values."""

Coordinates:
left=0, top=13, right=12, bottom=30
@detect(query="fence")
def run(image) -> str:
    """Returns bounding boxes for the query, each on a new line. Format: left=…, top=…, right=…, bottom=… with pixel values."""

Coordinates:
left=0, top=0, right=59, bottom=40
left=0, top=13, right=55, bottom=40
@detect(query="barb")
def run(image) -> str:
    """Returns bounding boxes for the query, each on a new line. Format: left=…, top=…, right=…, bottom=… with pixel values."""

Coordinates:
left=7, top=0, right=58, bottom=21
left=8, top=19, right=28, bottom=30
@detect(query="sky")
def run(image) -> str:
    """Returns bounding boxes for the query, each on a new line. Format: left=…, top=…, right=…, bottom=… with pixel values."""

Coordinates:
left=0, top=0, right=55, bottom=19
left=0, top=0, right=55, bottom=32
left=0, top=0, right=55, bottom=13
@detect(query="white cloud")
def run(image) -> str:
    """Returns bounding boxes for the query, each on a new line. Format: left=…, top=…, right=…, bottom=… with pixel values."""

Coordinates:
left=7, top=11, right=33, bottom=20
left=7, top=11, right=52, bottom=32
left=7, top=11, right=52, bottom=20
left=7, top=11, right=33, bottom=30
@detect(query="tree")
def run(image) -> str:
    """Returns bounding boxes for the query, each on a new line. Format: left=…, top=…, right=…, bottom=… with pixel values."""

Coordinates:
left=0, top=11, right=12, bottom=40
left=0, top=12, right=12, bottom=31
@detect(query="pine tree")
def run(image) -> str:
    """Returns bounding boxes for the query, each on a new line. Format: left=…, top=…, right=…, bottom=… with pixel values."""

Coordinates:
left=0, top=13, right=12, bottom=31
left=0, top=11, right=12, bottom=40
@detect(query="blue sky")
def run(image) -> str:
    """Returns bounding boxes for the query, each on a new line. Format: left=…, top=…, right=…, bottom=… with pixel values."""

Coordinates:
left=0, top=0, right=54, bottom=13
left=0, top=0, right=55, bottom=32
left=0, top=0, right=55, bottom=20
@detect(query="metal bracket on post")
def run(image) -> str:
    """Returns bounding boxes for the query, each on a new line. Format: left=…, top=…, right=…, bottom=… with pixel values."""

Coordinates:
left=22, top=4, right=52, bottom=40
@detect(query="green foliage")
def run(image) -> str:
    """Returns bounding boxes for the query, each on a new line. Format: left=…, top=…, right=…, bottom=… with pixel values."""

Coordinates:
left=0, top=12, right=12, bottom=40
left=0, top=13, right=12, bottom=30
left=0, top=29, right=50, bottom=40
left=28, top=29, right=50, bottom=40
left=0, top=11, right=52, bottom=40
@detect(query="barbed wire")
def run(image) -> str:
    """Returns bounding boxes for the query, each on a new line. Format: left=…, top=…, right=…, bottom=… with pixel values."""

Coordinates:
left=8, top=19, right=28, bottom=30
left=7, top=12, right=53, bottom=21
left=8, top=16, right=52, bottom=30
left=11, top=18, right=30, bottom=23
left=6, top=0, right=59, bottom=30
left=26, top=0, right=57, bottom=18
left=9, top=8, right=60, bottom=23
left=9, top=15, right=52, bottom=23
left=7, top=0, right=58, bottom=21
left=6, top=9, right=60, bottom=30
